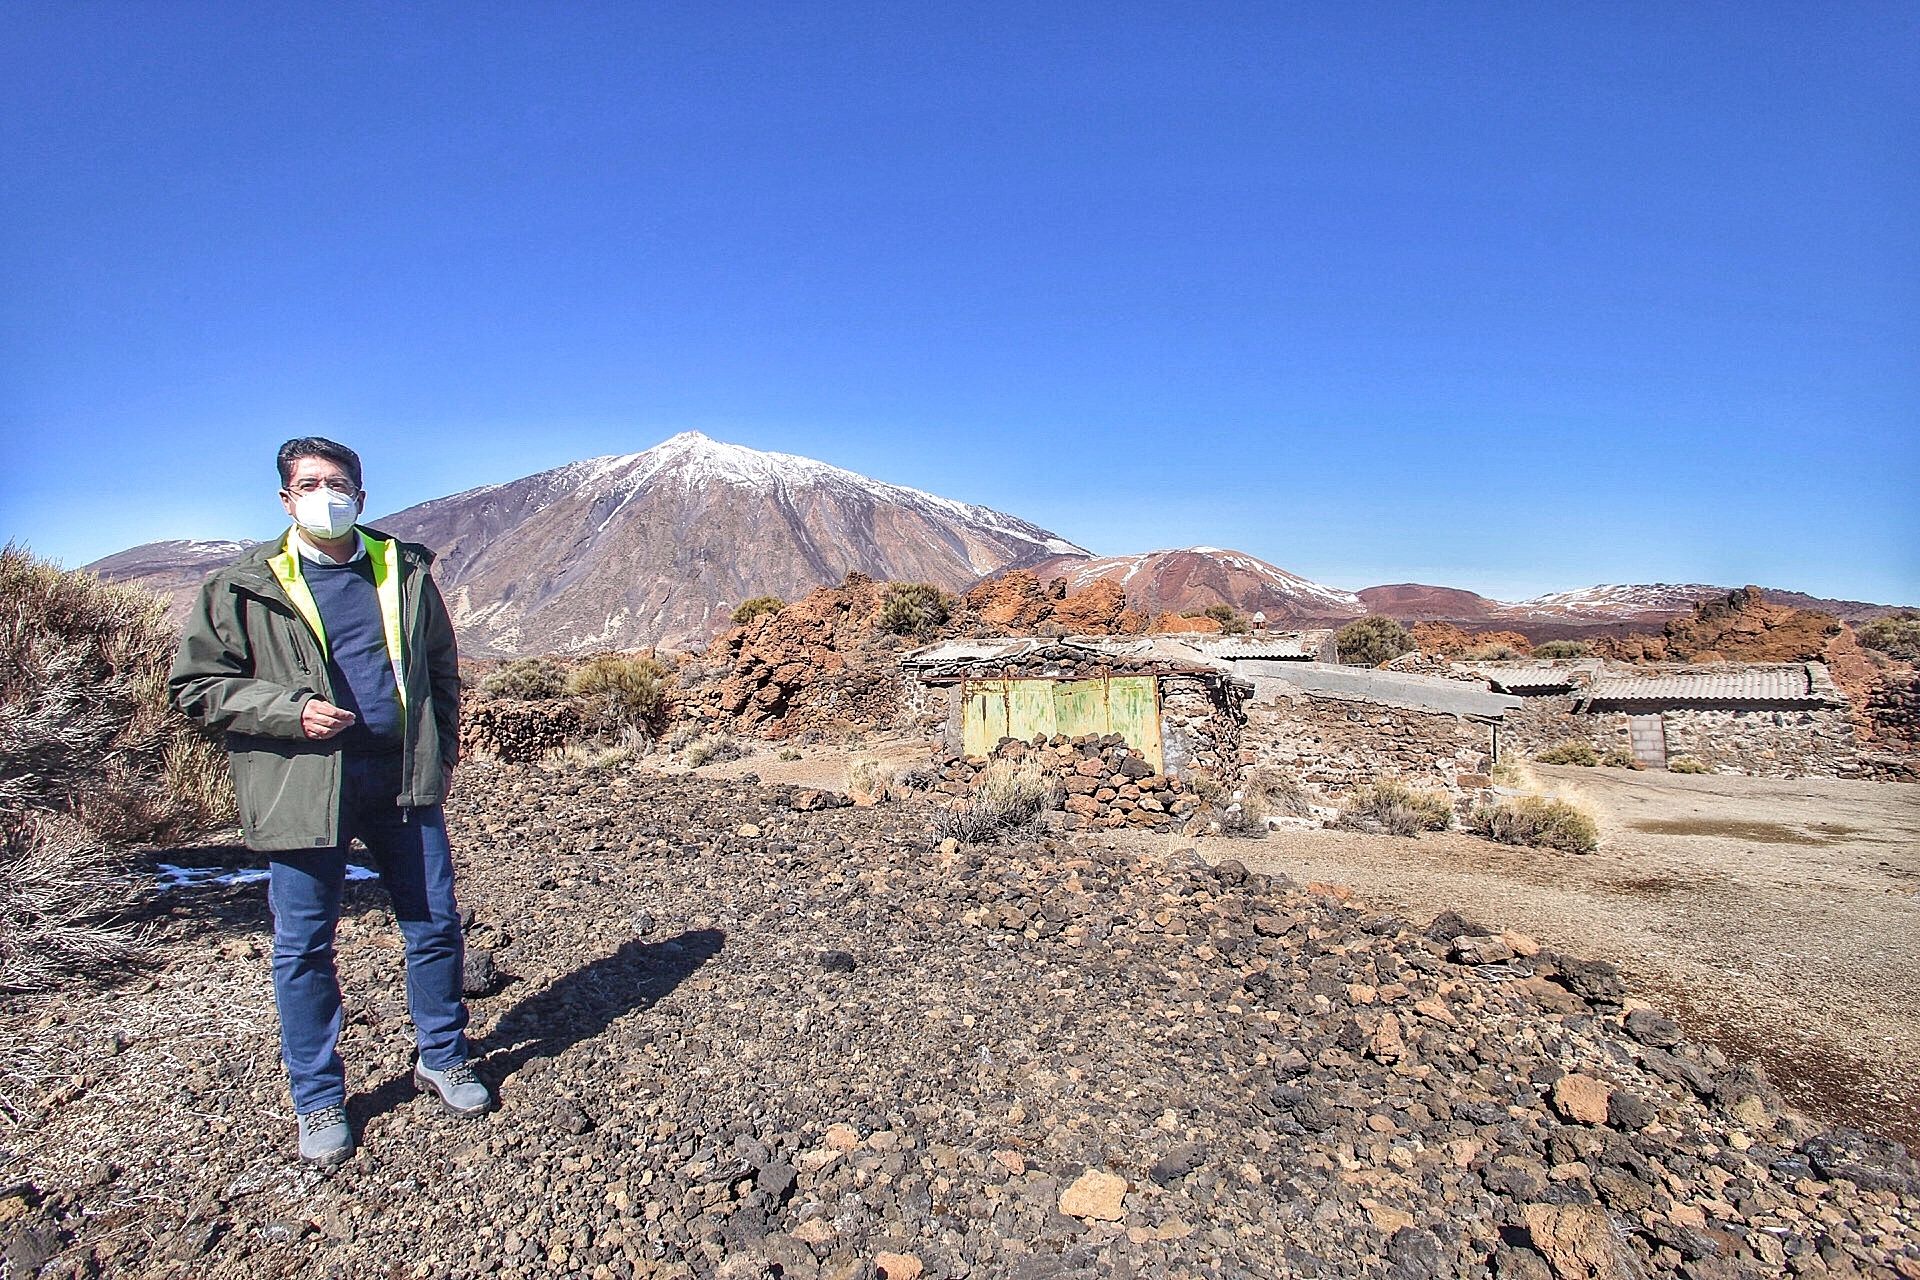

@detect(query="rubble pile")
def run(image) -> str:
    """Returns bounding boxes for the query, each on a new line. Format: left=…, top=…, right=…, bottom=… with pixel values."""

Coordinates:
left=686, top=574, right=907, bottom=739
left=928, top=734, right=1205, bottom=832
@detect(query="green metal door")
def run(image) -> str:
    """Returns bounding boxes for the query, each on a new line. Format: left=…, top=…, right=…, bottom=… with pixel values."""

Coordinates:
left=960, top=675, right=1162, bottom=770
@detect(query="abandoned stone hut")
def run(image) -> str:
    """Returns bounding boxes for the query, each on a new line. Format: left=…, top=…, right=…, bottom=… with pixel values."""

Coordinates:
left=901, top=635, right=1526, bottom=799
left=898, top=636, right=1249, bottom=778
left=1495, top=661, right=1862, bottom=778
left=1577, top=664, right=1859, bottom=776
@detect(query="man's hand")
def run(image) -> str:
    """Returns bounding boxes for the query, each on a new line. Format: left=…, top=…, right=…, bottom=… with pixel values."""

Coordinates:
left=443, top=761, right=457, bottom=800
left=300, top=698, right=357, bottom=740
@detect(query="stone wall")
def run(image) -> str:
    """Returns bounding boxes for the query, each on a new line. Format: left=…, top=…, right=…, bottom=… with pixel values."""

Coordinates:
left=1499, top=696, right=1602, bottom=758
left=929, top=734, right=1202, bottom=833
left=1499, top=697, right=1871, bottom=780
left=1859, top=671, right=1920, bottom=782
left=1160, top=673, right=1243, bottom=779
left=1601, top=708, right=1861, bottom=779
left=461, top=699, right=590, bottom=763
left=1239, top=686, right=1497, bottom=797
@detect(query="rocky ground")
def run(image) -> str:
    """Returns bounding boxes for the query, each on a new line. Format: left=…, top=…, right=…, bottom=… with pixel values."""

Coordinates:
left=3, top=764, right=1918, bottom=1279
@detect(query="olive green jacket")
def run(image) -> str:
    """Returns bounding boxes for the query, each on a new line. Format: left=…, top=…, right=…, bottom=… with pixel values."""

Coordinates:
left=168, top=526, right=461, bottom=851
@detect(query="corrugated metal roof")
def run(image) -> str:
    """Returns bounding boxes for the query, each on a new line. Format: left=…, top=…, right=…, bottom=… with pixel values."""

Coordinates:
left=1471, top=663, right=1589, bottom=691
left=1583, top=666, right=1826, bottom=705
left=1180, top=632, right=1333, bottom=660
left=900, top=635, right=1222, bottom=674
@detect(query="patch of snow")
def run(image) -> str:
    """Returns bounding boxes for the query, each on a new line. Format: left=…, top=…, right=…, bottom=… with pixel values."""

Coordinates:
left=156, top=862, right=378, bottom=890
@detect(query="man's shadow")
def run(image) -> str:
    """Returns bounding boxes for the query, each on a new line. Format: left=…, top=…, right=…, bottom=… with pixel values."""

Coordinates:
left=352, top=927, right=723, bottom=1125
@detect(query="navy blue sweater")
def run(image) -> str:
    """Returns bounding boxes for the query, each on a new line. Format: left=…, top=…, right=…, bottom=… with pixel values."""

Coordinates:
left=303, top=555, right=403, bottom=753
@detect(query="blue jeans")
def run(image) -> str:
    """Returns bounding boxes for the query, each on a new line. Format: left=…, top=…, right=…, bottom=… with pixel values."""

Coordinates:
left=266, top=753, right=469, bottom=1115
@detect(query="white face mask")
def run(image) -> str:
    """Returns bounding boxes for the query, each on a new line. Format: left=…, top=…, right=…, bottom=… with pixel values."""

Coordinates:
left=291, top=486, right=359, bottom=540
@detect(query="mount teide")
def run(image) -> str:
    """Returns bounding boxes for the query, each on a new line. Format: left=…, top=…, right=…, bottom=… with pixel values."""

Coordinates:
left=368, top=432, right=1083, bottom=655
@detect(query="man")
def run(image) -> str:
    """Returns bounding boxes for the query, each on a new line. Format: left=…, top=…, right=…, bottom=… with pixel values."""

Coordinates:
left=170, top=437, right=492, bottom=1167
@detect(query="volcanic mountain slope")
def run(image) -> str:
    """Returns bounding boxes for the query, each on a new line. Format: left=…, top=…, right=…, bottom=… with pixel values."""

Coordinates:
left=1013, top=547, right=1365, bottom=623
left=87, top=433, right=1085, bottom=656
left=81, top=539, right=254, bottom=627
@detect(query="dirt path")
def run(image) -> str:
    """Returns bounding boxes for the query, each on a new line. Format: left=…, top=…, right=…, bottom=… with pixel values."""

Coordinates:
left=1093, top=767, right=1920, bottom=1146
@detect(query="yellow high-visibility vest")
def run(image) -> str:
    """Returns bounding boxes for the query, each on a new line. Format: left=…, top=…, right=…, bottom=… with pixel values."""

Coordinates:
left=267, top=528, right=407, bottom=714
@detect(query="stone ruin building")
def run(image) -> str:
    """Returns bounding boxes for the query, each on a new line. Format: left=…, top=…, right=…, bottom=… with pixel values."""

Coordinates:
left=902, top=637, right=1873, bottom=795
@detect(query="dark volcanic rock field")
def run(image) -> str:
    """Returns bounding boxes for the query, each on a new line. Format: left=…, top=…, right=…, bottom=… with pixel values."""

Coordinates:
left=3, top=765, right=1916, bottom=1279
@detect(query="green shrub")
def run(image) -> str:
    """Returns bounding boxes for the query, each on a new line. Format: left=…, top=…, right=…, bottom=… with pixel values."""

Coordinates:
left=776, top=748, right=801, bottom=762
left=1534, top=740, right=1599, bottom=767
left=1203, top=603, right=1250, bottom=635
left=1337, top=779, right=1455, bottom=836
left=938, top=757, right=1056, bottom=843
left=1531, top=639, right=1590, bottom=659
left=1462, top=642, right=1524, bottom=661
left=1668, top=756, right=1710, bottom=774
left=1858, top=612, right=1920, bottom=661
left=1467, top=796, right=1599, bottom=853
left=1334, top=616, right=1414, bottom=668
left=731, top=596, right=785, bottom=626
left=480, top=657, right=568, bottom=700
left=876, top=583, right=952, bottom=638
left=565, top=653, right=668, bottom=732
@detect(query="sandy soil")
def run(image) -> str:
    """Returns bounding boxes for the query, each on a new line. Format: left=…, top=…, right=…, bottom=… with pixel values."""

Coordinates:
left=1089, top=766, right=1920, bottom=1147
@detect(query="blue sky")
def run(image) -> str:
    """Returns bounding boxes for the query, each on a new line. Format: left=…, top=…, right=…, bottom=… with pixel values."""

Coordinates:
left=2, top=3, right=1914, bottom=602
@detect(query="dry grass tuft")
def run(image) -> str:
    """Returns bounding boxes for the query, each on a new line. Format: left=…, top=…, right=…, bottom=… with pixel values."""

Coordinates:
left=683, top=732, right=743, bottom=768
left=938, top=757, right=1057, bottom=843
left=848, top=757, right=901, bottom=804
left=1534, top=740, right=1600, bottom=767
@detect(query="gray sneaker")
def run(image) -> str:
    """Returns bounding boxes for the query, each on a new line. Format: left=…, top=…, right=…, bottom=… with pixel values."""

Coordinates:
left=413, top=1059, right=493, bottom=1117
left=297, top=1103, right=354, bottom=1167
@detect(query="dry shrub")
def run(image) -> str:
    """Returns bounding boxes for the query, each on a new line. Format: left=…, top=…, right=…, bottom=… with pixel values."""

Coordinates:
left=776, top=748, right=802, bottom=762
left=1534, top=740, right=1599, bottom=767
left=545, top=741, right=635, bottom=771
left=0, top=812, right=150, bottom=993
left=849, top=757, right=900, bottom=804
left=892, top=760, right=939, bottom=792
left=684, top=732, right=743, bottom=767
left=1468, top=796, right=1600, bottom=853
left=1338, top=778, right=1455, bottom=836
left=566, top=653, right=669, bottom=733
left=480, top=657, right=568, bottom=700
left=0, top=544, right=232, bottom=840
left=1531, top=639, right=1590, bottom=659
left=1668, top=756, right=1710, bottom=774
left=1241, top=767, right=1312, bottom=819
left=938, top=757, right=1056, bottom=843
left=1599, top=746, right=1643, bottom=769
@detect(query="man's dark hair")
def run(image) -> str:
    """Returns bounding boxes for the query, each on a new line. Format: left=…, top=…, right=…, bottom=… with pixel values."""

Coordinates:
left=277, top=437, right=363, bottom=491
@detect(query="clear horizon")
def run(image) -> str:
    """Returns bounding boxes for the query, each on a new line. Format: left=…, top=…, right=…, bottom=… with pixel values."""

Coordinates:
left=4, top=5, right=1915, bottom=603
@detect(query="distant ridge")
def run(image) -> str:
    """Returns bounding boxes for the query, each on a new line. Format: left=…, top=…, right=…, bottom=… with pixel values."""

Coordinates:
left=83, top=433, right=1910, bottom=653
